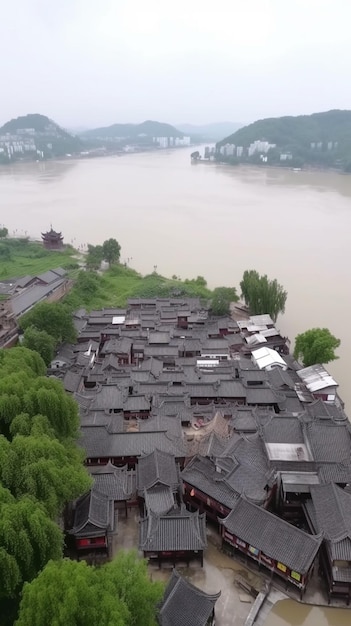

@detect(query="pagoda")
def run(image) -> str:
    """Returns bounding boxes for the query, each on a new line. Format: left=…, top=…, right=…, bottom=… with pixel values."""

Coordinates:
left=41, top=226, right=64, bottom=250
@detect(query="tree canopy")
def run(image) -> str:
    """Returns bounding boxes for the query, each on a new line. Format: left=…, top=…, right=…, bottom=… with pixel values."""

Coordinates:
left=19, top=302, right=76, bottom=345
left=0, top=434, right=91, bottom=518
left=16, top=551, right=164, bottom=626
left=240, top=270, right=287, bottom=322
left=0, top=346, right=90, bottom=624
left=0, top=226, right=8, bottom=238
left=0, top=374, right=79, bottom=441
left=210, top=286, right=239, bottom=315
left=86, top=244, right=104, bottom=270
left=22, top=327, right=56, bottom=366
left=102, top=238, right=121, bottom=265
left=0, top=485, right=62, bottom=600
left=293, top=327, right=341, bottom=366
left=0, top=347, right=46, bottom=378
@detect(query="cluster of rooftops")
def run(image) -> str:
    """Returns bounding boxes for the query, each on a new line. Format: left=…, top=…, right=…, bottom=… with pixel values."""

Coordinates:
left=51, top=297, right=351, bottom=619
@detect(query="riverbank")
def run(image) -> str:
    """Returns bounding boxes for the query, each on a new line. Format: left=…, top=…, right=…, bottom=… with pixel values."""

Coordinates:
left=198, top=157, right=348, bottom=175
left=0, top=238, right=78, bottom=281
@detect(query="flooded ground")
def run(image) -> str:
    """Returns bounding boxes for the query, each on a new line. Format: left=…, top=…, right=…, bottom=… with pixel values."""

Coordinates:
left=113, top=510, right=260, bottom=626
left=267, top=600, right=351, bottom=626
left=112, top=508, right=350, bottom=626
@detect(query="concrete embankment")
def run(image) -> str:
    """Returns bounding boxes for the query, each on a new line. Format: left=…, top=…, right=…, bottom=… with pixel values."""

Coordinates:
left=245, top=587, right=287, bottom=626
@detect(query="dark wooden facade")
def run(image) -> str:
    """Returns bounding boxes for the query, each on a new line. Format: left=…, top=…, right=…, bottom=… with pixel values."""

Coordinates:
left=41, top=227, right=64, bottom=249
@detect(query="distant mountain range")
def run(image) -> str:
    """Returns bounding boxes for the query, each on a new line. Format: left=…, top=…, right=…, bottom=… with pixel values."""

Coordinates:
left=0, top=114, right=82, bottom=161
left=178, top=122, right=243, bottom=141
left=80, top=120, right=184, bottom=141
left=217, top=109, right=351, bottom=170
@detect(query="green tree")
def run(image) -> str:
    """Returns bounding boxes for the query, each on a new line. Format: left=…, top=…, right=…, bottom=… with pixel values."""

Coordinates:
left=19, top=302, right=76, bottom=345
left=16, top=551, right=163, bottom=626
left=9, top=413, right=56, bottom=439
left=0, top=347, right=46, bottom=378
left=0, top=226, right=8, bottom=238
left=210, top=286, right=239, bottom=315
left=0, top=434, right=91, bottom=518
left=240, top=270, right=287, bottom=322
left=101, top=551, right=164, bottom=625
left=294, top=327, right=340, bottom=366
left=22, top=327, right=56, bottom=366
left=0, top=485, right=62, bottom=600
left=102, top=238, right=121, bottom=265
left=0, top=374, right=80, bottom=441
left=86, top=244, right=104, bottom=270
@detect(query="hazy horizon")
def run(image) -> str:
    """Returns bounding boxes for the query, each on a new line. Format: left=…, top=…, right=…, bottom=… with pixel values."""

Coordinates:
left=1, top=1, right=350, bottom=129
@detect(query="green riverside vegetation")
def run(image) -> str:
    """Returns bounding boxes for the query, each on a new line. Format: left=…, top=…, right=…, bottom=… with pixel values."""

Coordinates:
left=0, top=238, right=79, bottom=280
left=64, top=266, right=216, bottom=310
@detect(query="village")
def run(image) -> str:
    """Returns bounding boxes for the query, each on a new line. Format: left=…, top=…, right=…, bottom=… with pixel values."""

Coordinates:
left=0, top=229, right=350, bottom=624
left=43, top=294, right=350, bottom=624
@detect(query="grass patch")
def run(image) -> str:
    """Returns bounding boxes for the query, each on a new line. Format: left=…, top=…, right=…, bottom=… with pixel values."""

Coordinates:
left=64, top=266, right=213, bottom=311
left=0, top=239, right=78, bottom=280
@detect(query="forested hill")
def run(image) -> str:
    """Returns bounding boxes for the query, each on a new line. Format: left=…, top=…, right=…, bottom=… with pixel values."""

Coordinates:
left=217, top=110, right=351, bottom=170
left=81, top=120, right=184, bottom=140
left=0, top=114, right=82, bottom=158
left=0, top=114, right=72, bottom=137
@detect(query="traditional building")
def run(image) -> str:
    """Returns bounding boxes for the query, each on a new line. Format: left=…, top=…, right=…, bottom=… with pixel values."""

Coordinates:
left=90, top=463, right=136, bottom=517
left=158, top=569, right=221, bottom=625
left=41, top=227, right=64, bottom=249
left=68, top=488, right=115, bottom=553
left=140, top=507, right=207, bottom=567
left=136, top=449, right=180, bottom=515
left=220, top=497, right=322, bottom=596
left=304, top=483, right=351, bottom=604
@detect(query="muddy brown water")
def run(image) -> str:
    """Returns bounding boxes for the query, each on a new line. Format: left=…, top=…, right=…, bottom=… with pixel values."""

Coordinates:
left=267, top=600, right=350, bottom=626
left=1, top=149, right=350, bottom=410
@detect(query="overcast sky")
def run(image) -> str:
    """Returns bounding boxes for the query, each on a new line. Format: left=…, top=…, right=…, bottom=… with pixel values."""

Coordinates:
left=1, top=0, right=351, bottom=129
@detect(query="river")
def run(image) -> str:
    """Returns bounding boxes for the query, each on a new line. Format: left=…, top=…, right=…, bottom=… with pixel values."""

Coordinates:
left=0, top=148, right=350, bottom=624
left=1, top=148, right=350, bottom=411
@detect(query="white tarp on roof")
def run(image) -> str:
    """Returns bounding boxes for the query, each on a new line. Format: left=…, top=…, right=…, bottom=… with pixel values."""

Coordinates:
left=297, top=364, right=338, bottom=392
left=251, top=347, right=287, bottom=371
left=112, top=315, right=126, bottom=325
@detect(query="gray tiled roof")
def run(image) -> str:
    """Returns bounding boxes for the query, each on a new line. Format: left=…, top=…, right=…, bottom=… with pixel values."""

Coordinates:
left=246, top=387, right=281, bottom=405
left=221, top=497, right=321, bottom=573
left=137, top=449, right=180, bottom=494
left=262, top=417, right=305, bottom=444
left=124, top=395, right=150, bottom=412
left=158, top=569, right=220, bottom=626
left=182, top=456, right=238, bottom=510
left=11, top=277, right=66, bottom=317
left=80, top=427, right=186, bottom=459
left=91, top=467, right=136, bottom=501
left=144, top=485, right=175, bottom=515
left=63, top=370, right=82, bottom=393
left=306, top=399, right=347, bottom=421
left=187, top=382, right=246, bottom=399
left=139, top=416, right=183, bottom=439
left=268, top=368, right=295, bottom=390
left=318, top=463, right=351, bottom=484
left=69, top=488, right=114, bottom=537
left=140, top=509, right=207, bottom=552
left=89, top=385, right=124, bottom=411
left=306, top=422, right=351, bottom=463
left=80, top=411, right=111, bottom=427
left=306, top=484, right=351, bottom=561
left=101, top=337, right=132, bottom=355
